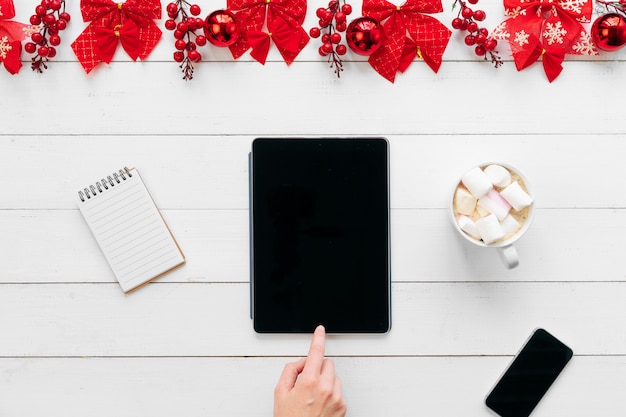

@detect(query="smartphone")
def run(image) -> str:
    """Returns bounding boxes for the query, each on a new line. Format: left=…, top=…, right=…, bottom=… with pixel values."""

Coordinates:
left=485, top=328, right=573, bottom=417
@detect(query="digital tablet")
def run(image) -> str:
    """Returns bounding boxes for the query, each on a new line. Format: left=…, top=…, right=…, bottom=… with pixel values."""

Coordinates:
left=250, top=138, right=391, bottom=333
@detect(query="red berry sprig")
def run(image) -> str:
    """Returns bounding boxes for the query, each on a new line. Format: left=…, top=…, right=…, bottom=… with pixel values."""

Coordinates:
left=310, top=0, right=353, bottom=77
left=451, top=0, right=502, bottom=68
left=165, top=1, right=207, bottom=80
left=24, top=0, right=70, bottom=73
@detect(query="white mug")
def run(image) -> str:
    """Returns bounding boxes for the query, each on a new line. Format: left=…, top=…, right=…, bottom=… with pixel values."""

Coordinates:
left=449, top=163, right=535, bottom=269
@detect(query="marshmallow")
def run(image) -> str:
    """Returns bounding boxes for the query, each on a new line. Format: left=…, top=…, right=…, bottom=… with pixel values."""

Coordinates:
left=454, top=187, right=477, bottom=215
left=478, top=189, right=511, bottom=221
left=484, top=164, right=512, bottom=188
left=500, top=181, right=533, bottom=211
left=500, top=214, right=521, bottom=236
left=461, top=167, right=492, bottom=199
left=475, top=214, right=505, bottom=244
left=456, top=215, right=480, bottom=240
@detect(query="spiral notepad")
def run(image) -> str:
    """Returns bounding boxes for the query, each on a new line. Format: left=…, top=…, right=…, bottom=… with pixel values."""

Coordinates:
left=77, top=167, right=185, bottom=293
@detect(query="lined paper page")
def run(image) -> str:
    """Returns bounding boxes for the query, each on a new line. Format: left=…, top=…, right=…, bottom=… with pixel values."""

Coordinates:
left=78, top=169, right=185, bottom=292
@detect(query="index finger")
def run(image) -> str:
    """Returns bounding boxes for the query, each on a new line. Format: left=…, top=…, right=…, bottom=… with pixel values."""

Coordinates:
left=304, top=325, right=326, bottom=375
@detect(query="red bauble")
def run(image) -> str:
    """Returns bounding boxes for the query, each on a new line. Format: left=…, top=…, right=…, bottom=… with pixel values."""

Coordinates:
left=204, top=9, right=239, bottom=47
left=592, top=13, right=626, bottom=52
left=346, top=17, right=382, bottom=56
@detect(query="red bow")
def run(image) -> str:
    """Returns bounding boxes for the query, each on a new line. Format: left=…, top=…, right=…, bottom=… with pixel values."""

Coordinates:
left=247, top=17, right=302, bottom=64
left=363, top=0, right=450, bottom=82
left=94, top=20, right=141, bottom=63
left=494, top=0, right=596, bottom=81
left=71, top=0, right=162, bottom=74
left=513, top=34, right=565, bottom=82
left=227, top=0, right=308, bottom=64
left=0, top=0, right=27, bottom=74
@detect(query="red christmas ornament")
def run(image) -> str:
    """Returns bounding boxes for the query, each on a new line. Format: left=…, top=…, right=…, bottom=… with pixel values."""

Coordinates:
left=592, top=13, right=626, bottom=52
left=205, top=10, right=239, bottom=47
left=346, top=17, right=382, bottom=56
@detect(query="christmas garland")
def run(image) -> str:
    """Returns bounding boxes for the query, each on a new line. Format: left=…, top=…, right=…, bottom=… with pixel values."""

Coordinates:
left=1, top=0, right=623, bottom=83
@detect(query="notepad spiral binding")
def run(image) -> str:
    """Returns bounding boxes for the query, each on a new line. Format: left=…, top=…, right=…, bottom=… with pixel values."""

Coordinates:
left=78, top=167, right=133, bottom=202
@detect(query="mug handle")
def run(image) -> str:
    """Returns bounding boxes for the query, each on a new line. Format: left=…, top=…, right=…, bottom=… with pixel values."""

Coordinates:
left=498, top=244, right=519, bottom=269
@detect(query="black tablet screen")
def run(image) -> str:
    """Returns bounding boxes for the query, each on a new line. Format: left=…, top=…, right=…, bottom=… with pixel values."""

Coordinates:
left=251, top=138, right=390, bottom=333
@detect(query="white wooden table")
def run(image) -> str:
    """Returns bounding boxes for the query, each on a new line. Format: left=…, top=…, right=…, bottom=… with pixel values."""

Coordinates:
left=2, top=1, right=626, bottom=415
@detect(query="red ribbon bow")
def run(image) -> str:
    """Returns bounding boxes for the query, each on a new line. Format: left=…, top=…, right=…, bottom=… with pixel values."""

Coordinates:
left=494, top=0, right=596, bottom=81
left=71, top=0, right=162, bottom=74
left=513, top=34, right=565, bottom=82
left=227, top=0, right=308, bottom=64
left=362, top=0, right=450, bottom=83
left=0, top=0, right=27, bottom=74
left=247, top=17, right=302, bottom=64
left=94, top=20, right=141, bottom=63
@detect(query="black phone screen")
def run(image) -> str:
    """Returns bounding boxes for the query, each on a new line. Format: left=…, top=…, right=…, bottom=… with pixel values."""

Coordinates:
left=486, top=328, right=573, bottom=417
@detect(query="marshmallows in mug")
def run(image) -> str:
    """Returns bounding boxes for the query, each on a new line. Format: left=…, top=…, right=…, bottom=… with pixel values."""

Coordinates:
left=454, top=164, right=532, bottom=244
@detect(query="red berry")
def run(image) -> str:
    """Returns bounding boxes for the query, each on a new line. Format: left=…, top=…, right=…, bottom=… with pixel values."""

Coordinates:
left=174, top=30, right=185, bottom=40
left=177, top=22, right=188, bottom=32
left=175, top=39, right=187, bottom=50
left=55, top=19, right=67, bottom=30
left=475, top=45, right=486, bottom=56
left=341, top=4, right=352, bottom=15
left=173, top=51, right=185, bottom=62
left=316, top=7, right=326, bottom=18
left=43, top=13, right=56, bottom=25
left=323, top=11, right=333, bottom=21
left=479, top=28, right=489, bottom=36
left=322, top=33, right=331, bottom=43
left=467, top=21, right=478, bottom=33
left=49, top=34, right=61, bottom=46
left=59, top=12, right=70, bottom=22
left=165, top=19, right=176, bottom=30
left=309, top=27, right=321, bottom=38
left=473, top=10, right=486, bottom=21
left=35, top=5, right=47, bottom=16
left=30, top=15, right=42, bottom=25
left=322, top=42, right=333, bottom=53
left=195, top=35, right=207, bottom=46
left=464, top=35, right=476, bottom=45
left=336, top=44, right=347, bottom=55
left=461, top=7, right=473, bottom=19
left=186, top=41, right=196, bottom=51
left=468, top=0, right=478, bottom=3
left=475, top=33, right=486, bottom=45
left=484, top=39, right=497, bottom=50
left=451, top=18, right=462, bottom=29
left=335, top=11, right=346, bottom=23
left=31, top=33, right=44, bottom=44
left=336, top=22, right=347, bottom=32
left=166, top=2, right=178, bottom=15
left=47, top=46, right=57, bottom=58
left=318, top=46, right=329, bottom=56
left=24, top=42, right=37, bottom=54
left=330, top=32, right=341, bottom=44
left=50, top=0, right=61, bottom=10
left=188, top=49, right=201, bottom=62
left=319, top=18, right=330, bottom=28
left=190, top=4, right=201, bottom=16
left=38, top=46, right=50, bottom=57
left=459, top=19, right=468, bottom=30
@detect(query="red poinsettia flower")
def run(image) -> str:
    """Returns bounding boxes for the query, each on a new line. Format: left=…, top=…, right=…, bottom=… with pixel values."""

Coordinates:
left=0, top=0, right=27, bottom=74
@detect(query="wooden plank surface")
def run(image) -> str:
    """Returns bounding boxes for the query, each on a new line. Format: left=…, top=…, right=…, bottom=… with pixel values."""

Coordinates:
left=2, top=0, right=626, bottom=415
